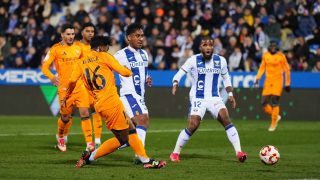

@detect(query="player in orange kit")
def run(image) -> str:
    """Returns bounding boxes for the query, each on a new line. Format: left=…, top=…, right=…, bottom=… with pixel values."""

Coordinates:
left=75, top=22, right=103, bottom=148
left=254, top=41, right=291, bottom=131
left=41, top=24, right=94, bottom=151
left=62, top=36, right=166, bottom=169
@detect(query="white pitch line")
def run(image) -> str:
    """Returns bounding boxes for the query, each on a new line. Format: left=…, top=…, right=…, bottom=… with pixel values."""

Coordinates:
left=0, top=128, right=223, bottom=137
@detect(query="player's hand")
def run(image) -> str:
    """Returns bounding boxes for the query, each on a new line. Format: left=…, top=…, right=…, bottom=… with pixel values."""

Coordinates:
left=254, top=80, right=259, bottom=89
left=285, top=86, right=291, bottom=93
left=146, top=75, right=152, bottom=87
left=172, top=83, right=178, bottom=95
left=51, top=77, right=60, bottom=86
left=228, top=96, right=236, bottom=109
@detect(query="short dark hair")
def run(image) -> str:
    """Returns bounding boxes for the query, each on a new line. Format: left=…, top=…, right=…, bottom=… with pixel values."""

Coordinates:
left=201, top=36, right=213, bottom=41
left=126, top=23, right=143, bottom=36
left=90, top=35, right=111, bottom=49
left=81, top=22, right=95, bottom=32
left=61, top=24, right=74, bottom=33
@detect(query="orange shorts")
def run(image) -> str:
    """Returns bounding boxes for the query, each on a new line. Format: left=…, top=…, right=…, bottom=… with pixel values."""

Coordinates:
left=98, top=102, right=129, bottom=131
left=262, top=81, right=283, bottom=96
left=59, top=89, right=90, bottom=115
left=89, top=93, right=95, bottom=106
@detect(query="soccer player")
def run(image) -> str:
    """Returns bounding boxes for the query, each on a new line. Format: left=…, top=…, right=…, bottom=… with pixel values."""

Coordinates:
left=114, top=24, right=152, bottom=158
left=41, top=24, right=94, bottom=152
left=169, top=37, right=247, bottom=163
left=75, top=22, right=103, bottom=147
left=254, top=41, right=291, bottom=131
left=62, top=35, right=166, bottom=169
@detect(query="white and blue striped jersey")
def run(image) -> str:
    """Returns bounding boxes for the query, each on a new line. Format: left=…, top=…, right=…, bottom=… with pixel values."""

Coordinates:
left=114, top=46, right=149, bottom=97
left=173, top=54, right=231, bottom=99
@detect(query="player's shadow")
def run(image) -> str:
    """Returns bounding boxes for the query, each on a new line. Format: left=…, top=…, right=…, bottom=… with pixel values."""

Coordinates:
left=182, top=153, right=222, bottom=160
left=256, top=169, right=276, bottom=172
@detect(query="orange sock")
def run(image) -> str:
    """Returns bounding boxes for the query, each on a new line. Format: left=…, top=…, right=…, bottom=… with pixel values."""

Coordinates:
left=57, top=117, right=66, bottom=138
left=81, top=118, right=93, bottom=143
left=93, top=137, right=120, bottom=160
left=271, top=106, right=280, bottom=127
left=128, top=133, right=149, bottom=159
left=93, top=113, right=102, bottom=139
left=63, top=118, right=73, bottom=137
left=263, top=104, right=273, bottom=115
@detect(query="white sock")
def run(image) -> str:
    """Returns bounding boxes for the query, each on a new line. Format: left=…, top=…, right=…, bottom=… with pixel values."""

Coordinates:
left=173, top=128, right=192, bottom=154
left=138, top=156, right=150, bottom=163
left=136, top=125, right=147, bottom=147
left=225, top=124, right=241, bottom=154
left=89, top=149, right=97, bottom=161
left=95, top=138, right=101, bottom=144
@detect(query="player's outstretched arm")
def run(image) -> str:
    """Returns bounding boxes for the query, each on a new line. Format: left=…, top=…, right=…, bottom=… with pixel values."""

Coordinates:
left=106, top=53, right=132, bottom=77
left=225, top=86, right=236, bottom=109
left=172, top=68, right=187, bottom=95
left=172, top=80, right=178, bottom=95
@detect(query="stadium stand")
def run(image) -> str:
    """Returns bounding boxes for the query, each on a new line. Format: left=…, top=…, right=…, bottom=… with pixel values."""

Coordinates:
left=0, top=0, right=319, bottom=71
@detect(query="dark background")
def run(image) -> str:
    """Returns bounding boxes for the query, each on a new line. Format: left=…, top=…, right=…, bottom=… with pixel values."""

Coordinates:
left=0, top=86, right=319, bottom=120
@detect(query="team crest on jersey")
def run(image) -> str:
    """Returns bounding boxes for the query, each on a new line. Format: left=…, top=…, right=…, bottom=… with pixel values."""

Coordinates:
left=140, top=54, right=147, bottom=61
left=214, top=61, right=220, bottom=67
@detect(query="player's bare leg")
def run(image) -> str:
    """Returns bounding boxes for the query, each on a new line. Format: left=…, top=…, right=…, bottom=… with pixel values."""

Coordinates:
left=76, top=121, right=165, bottom=169
left=170, top=115, right=201, bottom=162
left=79, top=107, right=94, bottom=151
left=217, top=108, right=247, bottom=162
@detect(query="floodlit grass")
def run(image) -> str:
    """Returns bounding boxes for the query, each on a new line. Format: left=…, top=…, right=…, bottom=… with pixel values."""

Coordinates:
left=0, top=116, right=319, bottom=179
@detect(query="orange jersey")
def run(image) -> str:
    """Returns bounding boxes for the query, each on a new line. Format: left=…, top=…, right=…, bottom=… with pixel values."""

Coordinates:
left=42, top=42, right=84, bottom=93
left=74, top=41, right=91, bottom=58
left=256, top=51, right=291, bottom=86
left=69, top=50, right=132, bottom=112
left=74, top=40, right=95, bottom=100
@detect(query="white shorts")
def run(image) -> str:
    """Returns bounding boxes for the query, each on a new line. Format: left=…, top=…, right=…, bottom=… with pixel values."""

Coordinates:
left=189, top=97, right=226, bottom=119
left=120, top=94, right=148, bottom=119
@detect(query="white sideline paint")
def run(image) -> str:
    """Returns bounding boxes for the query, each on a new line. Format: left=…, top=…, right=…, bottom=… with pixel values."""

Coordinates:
left=0, top=128, right=223, bottom=137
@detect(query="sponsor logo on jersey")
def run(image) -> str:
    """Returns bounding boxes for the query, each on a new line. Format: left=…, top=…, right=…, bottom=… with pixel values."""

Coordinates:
left=197, top=67, right=221, bottom=74
left=129, top=61, right=148, bottom=68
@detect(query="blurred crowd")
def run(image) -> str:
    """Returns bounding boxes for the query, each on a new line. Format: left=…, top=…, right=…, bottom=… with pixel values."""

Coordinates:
left=0, top=0, right=320, bottom=72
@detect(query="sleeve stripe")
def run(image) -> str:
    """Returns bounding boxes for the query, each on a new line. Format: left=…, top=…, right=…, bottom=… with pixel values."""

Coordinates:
left=181, top=68, right=187, bottom=73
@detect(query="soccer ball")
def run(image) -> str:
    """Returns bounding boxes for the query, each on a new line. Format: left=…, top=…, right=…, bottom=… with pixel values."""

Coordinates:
left=259, top=145, right=280, bottom=165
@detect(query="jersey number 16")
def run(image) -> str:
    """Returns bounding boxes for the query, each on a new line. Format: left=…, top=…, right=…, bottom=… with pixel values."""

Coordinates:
left=85, top=66, right=106, bottom=90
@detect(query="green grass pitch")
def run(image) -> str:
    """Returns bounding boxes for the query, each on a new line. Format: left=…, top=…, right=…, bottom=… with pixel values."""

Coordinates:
left=0, top=116, right=319, bottom=179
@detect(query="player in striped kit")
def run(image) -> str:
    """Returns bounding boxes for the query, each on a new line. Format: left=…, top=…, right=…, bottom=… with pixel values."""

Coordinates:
left=114, top=24, right=151, bottom=163
left=169, top=37, right=247, bottom=163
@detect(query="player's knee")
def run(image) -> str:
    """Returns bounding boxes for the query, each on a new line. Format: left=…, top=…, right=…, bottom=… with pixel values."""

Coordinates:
left=270, top=96, right=280, bottom=106
left=61, top=114, right=70, bottom=122
left=135, top=114, right=149, bottom=128
left=79, top=108, right=90, bottom=117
